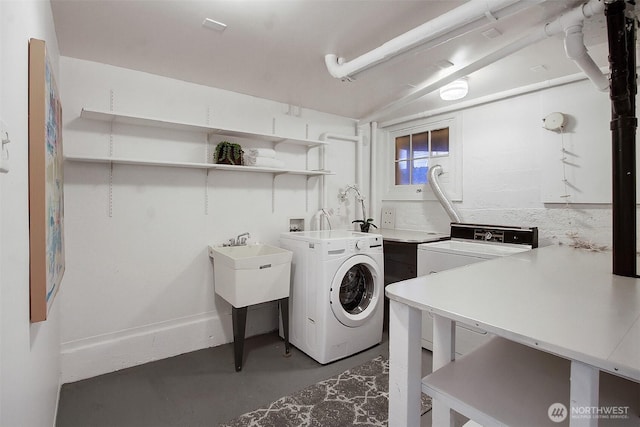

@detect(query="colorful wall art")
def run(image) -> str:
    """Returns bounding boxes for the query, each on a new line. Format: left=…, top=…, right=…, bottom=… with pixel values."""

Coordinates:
left=28, top=38, right=65, bottom=322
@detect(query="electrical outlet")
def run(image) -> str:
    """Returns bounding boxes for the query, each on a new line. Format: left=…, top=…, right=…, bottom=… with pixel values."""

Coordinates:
left=381, top=208, right=395, bottom=229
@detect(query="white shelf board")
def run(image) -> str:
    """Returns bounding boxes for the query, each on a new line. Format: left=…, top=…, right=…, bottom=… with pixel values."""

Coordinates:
left=80, top=108, right=328, bottom=147
left=65, top=155, right=332, bottom=176
left=422, top=337, right=639, bottom=427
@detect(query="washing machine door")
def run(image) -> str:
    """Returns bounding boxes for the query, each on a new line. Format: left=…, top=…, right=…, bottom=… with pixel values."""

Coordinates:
left=330, top=255, right=382, bottom=327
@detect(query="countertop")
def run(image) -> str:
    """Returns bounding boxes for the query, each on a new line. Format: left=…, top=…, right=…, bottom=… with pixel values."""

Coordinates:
left=377, top=228, right=448, bottom=243
left=386, top=244, right=640, bottom=382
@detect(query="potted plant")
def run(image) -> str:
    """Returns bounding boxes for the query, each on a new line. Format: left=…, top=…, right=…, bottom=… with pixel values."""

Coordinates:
left=352, top=218, right=378, bottom=233
left=339, top=184, right=378, bottom=232
left=213, top=141, right=244, bottom=165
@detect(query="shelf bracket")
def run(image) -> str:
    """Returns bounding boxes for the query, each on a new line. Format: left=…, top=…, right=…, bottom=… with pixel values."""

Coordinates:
left=205, top=169, right=210, bottom=215
left=204, top=128, right=210, bottom=215
left=108, top=89, right=115, bottom=218
left=305, top=175, right=317, bottom=213
left=273, top=138, right=290, bottom=148
left=272, top=175, right=276, bottom=213
left=108, top=162, right=113, bottom=218
left=270, top=172, right=288, bottom=212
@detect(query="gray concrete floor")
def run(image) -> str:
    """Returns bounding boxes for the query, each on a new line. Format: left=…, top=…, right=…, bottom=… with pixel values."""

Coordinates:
left=56, top=330, right=448, bottom=427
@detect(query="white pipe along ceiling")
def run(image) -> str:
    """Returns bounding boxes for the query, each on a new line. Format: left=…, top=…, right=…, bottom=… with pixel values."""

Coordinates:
left=359, top=0, right=608, bottom=122
left=325, top=0, right=543, bottom=81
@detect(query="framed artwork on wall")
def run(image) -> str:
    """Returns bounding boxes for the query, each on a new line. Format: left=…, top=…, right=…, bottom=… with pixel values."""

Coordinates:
left=28, top=38, right=65, bottom=322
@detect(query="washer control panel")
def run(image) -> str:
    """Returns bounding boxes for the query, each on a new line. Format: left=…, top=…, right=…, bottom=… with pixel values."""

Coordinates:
left=353, top=235, right=382, bottom=251
left=451, top=223, right=538, bottom=248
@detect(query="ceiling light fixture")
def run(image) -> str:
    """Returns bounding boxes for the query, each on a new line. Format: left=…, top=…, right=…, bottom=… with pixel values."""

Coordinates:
left=439, top=79, right=468, bottom=101
left=202, top=18, right=227, bottom=32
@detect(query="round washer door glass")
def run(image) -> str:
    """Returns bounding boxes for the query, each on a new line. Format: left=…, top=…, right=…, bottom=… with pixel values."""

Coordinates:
left=330, top=255, right=381, bottom=328
left=340, top=264, right=373, bottom=314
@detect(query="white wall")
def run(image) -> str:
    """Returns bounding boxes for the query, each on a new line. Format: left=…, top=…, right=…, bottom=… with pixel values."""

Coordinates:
left=0, top=1, right=61, bottom=426
left=59, top=57, right=360, bottom=382
left=378, top=78, right=637, bottom=250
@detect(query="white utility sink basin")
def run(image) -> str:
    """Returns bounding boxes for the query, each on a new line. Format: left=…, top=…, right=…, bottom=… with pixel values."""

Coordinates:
left=208, top=244, right=292, bottom=308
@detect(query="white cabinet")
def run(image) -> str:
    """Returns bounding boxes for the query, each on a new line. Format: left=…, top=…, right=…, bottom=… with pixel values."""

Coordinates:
left=67, top=108, right=332, bottom=176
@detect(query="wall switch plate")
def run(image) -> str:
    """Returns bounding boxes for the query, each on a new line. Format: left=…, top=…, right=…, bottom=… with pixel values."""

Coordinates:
left=381, top=207, right=395, bottom=228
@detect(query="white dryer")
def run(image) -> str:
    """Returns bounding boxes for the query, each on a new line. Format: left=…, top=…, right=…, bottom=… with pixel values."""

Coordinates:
left=418, top=223, right=538, bottom=356
left=279, top=230, right=384, bottom=364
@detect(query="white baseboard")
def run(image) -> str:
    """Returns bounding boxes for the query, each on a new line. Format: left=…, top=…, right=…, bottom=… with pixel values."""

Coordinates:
left=60, top=303, right=278, bottom=383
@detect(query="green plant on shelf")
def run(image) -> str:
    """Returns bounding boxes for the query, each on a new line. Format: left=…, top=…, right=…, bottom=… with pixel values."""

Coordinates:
left=213, top=141, right=244, bottom=165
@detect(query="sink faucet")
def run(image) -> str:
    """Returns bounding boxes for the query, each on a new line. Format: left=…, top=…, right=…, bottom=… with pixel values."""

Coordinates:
left=236, top=232, right=251, bottom=246
left=223, top=232, right=251, bottom=247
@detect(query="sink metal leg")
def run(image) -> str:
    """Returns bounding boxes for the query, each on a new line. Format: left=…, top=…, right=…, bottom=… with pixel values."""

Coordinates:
left=232, top=306, right=247, bottom=372
left=279, top=298, right=291, bottom=356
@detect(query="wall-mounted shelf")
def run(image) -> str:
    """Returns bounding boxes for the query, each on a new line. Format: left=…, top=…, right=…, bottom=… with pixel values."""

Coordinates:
left=80, top=108, right=329, bottom=148
left=65, top=155, right=332, bottom=176
left=75, top=105, right=332, bottom=216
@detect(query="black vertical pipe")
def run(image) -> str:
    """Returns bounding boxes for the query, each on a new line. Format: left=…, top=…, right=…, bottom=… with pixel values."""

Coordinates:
left=606, top=0, right=638, bottom=277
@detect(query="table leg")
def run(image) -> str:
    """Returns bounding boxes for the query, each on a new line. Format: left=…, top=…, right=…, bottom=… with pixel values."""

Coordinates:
left=232, top=306, right=248, bottom=372
left=432, top=314, right=456, bottom=427
left=279, top=297, right=291, bottom=356
left=388, top=299, right=422, bottom=427
left=569, top=361, right=600, bottom=427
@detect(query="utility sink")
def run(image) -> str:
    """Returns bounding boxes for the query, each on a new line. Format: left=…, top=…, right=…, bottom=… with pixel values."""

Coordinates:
left=208, top=244, right=292, bottom=308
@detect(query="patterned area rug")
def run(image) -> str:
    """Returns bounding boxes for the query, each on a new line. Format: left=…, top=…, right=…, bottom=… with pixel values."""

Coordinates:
left=219, top=355, right=431, bottom=427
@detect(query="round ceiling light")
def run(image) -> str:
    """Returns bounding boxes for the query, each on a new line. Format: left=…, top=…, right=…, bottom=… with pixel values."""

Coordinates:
left=439, top=79, right=468, bottom=101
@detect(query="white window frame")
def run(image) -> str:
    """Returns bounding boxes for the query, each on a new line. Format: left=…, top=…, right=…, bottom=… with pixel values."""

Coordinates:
left=382, top=113, right=462, bottom=201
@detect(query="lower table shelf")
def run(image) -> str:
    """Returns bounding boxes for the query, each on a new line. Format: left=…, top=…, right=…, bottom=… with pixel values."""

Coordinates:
left=422, top=337, right=639, bottom=426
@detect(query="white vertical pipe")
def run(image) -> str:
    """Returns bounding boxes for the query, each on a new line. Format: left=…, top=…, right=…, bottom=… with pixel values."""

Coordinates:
left=320, top=144, right=326, bottom=209
left=356, top=135, right=363, bottom=219
left=319, top=133, right=362, bottom=223
left=370, top=122, right=378, bottom=222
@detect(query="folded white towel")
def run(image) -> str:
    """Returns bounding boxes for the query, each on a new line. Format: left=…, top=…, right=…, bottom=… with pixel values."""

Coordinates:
left=245, top=157, right=285, bottom=168
left=246, top=148, right=276, bottom=159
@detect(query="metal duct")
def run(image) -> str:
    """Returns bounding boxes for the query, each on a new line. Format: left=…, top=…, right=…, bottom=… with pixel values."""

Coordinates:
left=428, top=165, right=461, bottom=223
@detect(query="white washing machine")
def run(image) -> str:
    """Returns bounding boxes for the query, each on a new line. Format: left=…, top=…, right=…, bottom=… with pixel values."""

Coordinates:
left=279, top=230, right=384, bottom=364
left=418, top=223, right=538, bottom=356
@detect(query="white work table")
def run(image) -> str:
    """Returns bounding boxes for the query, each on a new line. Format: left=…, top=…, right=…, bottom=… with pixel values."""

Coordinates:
left=386, top=244, right=640, bottom=426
